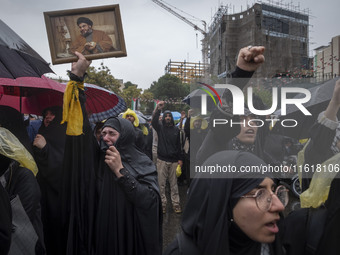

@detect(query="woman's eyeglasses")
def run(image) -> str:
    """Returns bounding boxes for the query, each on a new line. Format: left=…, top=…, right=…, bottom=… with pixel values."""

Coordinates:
left=241, top=185, right=289, bottom=212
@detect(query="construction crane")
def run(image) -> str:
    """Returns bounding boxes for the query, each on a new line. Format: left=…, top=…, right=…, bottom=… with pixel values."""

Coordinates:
left=151, top=0, right=209, bottom=70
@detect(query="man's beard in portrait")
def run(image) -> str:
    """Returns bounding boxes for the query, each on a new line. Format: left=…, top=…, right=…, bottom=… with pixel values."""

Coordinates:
left=81, top=28, right=93, bottom=37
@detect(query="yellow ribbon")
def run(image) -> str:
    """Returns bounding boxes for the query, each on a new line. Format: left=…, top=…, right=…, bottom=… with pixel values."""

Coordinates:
left=61, top=81, right=84, bottom=136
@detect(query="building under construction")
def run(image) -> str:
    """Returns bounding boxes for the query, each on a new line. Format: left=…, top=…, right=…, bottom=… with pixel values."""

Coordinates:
left=209, top=1, right=311, bottom=79
left=164, top=60, right=208, bottom=84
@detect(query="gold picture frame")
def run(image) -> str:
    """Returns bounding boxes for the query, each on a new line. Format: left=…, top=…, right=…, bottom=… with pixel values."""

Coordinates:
left=44, top=4, right=127, bottom=65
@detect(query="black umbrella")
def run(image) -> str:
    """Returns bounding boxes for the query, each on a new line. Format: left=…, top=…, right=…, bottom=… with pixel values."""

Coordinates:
left=272, top=77, right=340, bottom=139
left=0, top=19, right=53, bottom=78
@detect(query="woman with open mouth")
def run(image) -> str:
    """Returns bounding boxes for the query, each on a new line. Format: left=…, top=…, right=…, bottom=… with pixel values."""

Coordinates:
left=164, top=150, right=288, bottom=255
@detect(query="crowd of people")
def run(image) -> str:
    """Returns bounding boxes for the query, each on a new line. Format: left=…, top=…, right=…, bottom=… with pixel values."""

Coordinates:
left=1, top=45, right=340, bottom=255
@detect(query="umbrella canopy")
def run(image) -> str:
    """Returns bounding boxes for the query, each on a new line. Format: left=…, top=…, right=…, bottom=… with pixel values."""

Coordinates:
left=134, top=110, right=148, bottom=124
left=272, top=77, right=340, bottom=139
left=0, top=77, right=126, bottom=120
left=171, top=111, right=181, bottom=121
left=0, top=76, right=64, bottom=114
left=0, top=19, right=53, bottom=78
left=86, top=84, right=127, bottom=123
left=182, top=86, right=225, bottom=111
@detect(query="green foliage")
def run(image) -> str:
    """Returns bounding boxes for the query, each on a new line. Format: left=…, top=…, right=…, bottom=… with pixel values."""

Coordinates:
left=121, top=85, right=142, bottom=108
left=84, top=63, right=121, bottom=94
left=140, top=91, right=155, bottom=114
left=148, top=74, right=190, bottom=112
left=123, top=81, right=137, bottom=90
left=149, top=74, right=190, bottom=100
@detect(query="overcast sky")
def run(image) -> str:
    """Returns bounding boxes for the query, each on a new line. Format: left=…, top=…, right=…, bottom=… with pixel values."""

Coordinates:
left=1, top=0, right=339, bottom=90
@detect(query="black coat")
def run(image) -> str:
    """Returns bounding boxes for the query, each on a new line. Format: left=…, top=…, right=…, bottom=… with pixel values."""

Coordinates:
left=0, top=184, right=11, bottom=255
left=152, top=110, right=182, bottom=162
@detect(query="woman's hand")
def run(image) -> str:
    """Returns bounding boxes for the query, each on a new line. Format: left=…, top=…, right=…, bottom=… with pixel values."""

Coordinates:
left=71, top=51, right=92, bottom=77
left=33, top=134, right=46, bottom=149
left=105, top=146, right=124, bottom=178
left=236, top=46, right=265, bottom=72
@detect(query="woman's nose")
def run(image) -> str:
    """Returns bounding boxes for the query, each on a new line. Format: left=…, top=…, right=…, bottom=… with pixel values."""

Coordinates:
left=269, top=194, right=285, bottom=212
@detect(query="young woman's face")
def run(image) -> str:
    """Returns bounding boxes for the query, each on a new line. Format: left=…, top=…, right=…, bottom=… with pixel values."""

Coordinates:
left=236, top=115, right=258, bottom=144
left=232, top=177, right=285, bottom=243
left=43, top=110, right=55, bottom=127
left=101, top=127, right=120, bottom=146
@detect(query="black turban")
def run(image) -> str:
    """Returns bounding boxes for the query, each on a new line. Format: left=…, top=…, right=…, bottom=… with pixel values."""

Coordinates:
left=77, top=17, right=93, bottom=26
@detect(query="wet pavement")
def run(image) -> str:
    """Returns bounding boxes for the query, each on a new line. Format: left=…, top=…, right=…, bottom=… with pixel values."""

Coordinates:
left=162, top=183, right=188, bottom=251
left=162, top=181, right=300, bottom=252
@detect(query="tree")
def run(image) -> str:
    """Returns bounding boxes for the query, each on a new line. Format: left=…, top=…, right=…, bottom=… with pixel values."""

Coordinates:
left=149, top=74, right=189, bottom=101
left=84, top=63, right=121, bottom=94
left=121, top=85, right=142, bottom=109
left=123, top=81, right=137, bottom=90
left=140, top=91, right=155, bottom=114
left=148, top=74, right=190, bottom=111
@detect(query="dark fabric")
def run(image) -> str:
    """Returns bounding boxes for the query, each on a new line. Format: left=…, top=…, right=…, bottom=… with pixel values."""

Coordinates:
left=315, top=175, right=340, bottom=255
left=144, top=125, right=154, bottom=160
left=33, top=106, right=66, bottom=255
left=152, top=110, right=182, bottom=162
left=135, top=126, right=146, bottom=152
left=281, top=208, right=309, bottom=255
left=0, top=184, right=12, bottom=255
left=302, top=121, right=336, bottom=191
left=263, top=134, right=286, bottom=165
left=60, top=90, right=97, bottom=255
left=0, top=105, right=33, bottom=155
left=165, top=150, right=284, bottom=255
left=2, top=161, right=45, bottom=254
left=96, top=117, right=162, bottom=255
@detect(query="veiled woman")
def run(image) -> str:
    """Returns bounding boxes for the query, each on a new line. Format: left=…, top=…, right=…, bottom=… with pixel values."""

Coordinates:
left=33, top=106, right=66, bottom=255
left=165, top=150, right=287, bottom=255
left=95, top=117, right=162, bottom=255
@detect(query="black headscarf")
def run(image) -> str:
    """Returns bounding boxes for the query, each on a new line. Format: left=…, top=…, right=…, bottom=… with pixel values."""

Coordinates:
left=177, top=150, right=284, bottom=255
left=101, top=117, right=157, bottom=179
left=0, top=105, right=33, bottom=155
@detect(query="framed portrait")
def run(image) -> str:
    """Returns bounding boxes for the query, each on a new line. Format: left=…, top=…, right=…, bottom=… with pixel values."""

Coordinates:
left=44, top=4, right=127, bottom=65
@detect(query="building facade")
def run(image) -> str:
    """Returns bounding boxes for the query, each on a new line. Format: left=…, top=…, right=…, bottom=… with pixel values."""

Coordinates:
left=209, top=3, right=310, bottom=79
left=314, top=35, right=340, bottom=82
